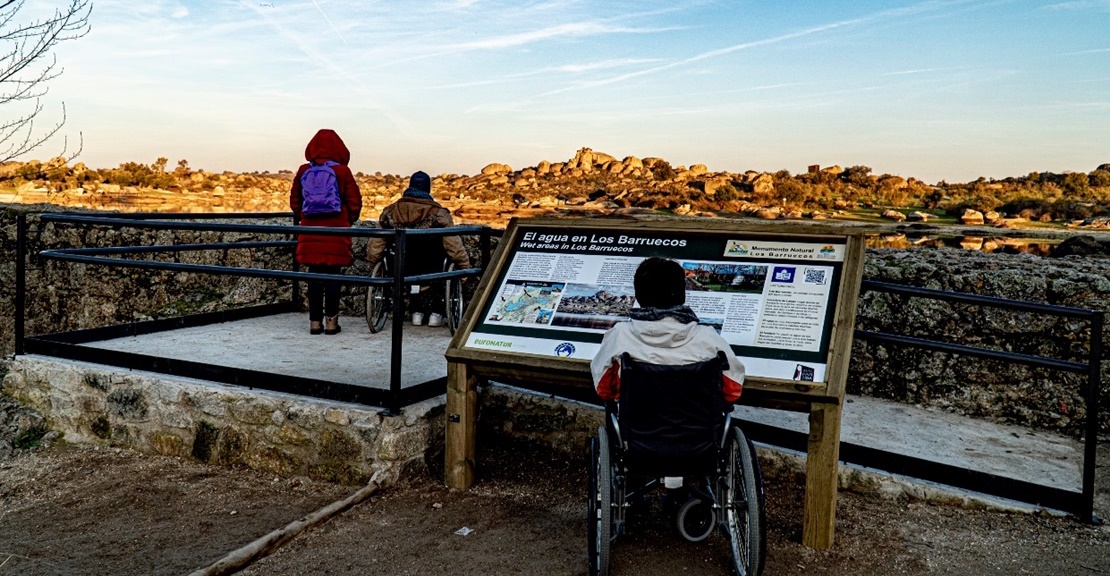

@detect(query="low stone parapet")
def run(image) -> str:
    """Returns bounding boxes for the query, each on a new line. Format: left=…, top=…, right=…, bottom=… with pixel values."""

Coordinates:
left=1, top=355, right=444, bottom=486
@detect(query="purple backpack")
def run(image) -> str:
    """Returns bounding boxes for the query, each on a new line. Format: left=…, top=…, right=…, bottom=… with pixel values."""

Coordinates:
left=300, top=160, right=342, bottom=215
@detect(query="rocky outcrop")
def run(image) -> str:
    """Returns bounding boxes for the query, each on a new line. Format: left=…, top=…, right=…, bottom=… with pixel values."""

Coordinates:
left=1053, top=235, right=1110, bottom=257
left=480, top=163, right=512, bottom=176
left=5, top=151, right=1108, bottom=231
left=960, top=209, right=985, bottom=225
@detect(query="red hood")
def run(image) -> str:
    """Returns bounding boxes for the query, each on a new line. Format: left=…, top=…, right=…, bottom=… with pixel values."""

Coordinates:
left=304, top=129, right=351, bottom=165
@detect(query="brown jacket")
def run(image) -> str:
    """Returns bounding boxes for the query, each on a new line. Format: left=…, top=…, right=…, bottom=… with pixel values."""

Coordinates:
left=366, top=195, right=471, bottom=269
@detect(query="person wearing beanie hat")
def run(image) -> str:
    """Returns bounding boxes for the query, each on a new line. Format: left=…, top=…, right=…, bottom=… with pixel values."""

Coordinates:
left=367, top=170, right=471, bottom=327
left=406, top=171, right=432, bottom=198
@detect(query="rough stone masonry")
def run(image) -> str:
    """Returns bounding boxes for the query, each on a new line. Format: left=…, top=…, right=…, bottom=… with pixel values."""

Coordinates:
left=2, top=356, right=444, bottom=484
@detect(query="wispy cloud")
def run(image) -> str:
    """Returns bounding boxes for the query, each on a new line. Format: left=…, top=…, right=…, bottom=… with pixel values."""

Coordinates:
left=309, top=0, right=348, bottom=44
left=539, top=18, right=863, bottom=96
left=884, top=66, right=969, bottom=76
left=428, top=58, right=661, bottom=89
left=373, top=22, right=677, bottom=71
left=1043, top=0, right=1110, bottom=11
left=539, top=0, right=990, bottom=97
left=1063, top=47, right=1110, bottom=55
left=438, top=0, right=484, bottom=8
left=554, top=59, right=662, bottom=73
left=444, top=22, right=672, bottom=52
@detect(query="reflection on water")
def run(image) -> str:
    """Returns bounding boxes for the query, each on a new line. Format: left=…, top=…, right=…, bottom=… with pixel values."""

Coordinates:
left=868, top=233, right=1059, bottom=256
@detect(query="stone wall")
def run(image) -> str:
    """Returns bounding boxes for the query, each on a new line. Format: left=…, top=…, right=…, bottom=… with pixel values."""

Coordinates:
left=1, top=356, right=443, bottom=485
left=851, top=248, right=1109, bottom=436
left=2, top=205, right=1108, bottom=436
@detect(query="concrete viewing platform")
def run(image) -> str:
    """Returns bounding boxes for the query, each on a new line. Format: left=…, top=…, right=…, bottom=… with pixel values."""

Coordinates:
left=81, top=312, right=454, bottom=391
left=5, top=312, right=1088, bottom=513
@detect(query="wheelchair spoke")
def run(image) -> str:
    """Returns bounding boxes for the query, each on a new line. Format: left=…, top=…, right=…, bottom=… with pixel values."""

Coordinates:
left=587, top=427, right=612, bottom=576
left=724, top=427, right=763, bottom=576
left=366, top=261, right=391, bottom=333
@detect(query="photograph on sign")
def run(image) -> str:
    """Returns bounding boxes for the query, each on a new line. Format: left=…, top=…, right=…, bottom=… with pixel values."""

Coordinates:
left=463, top=225, right=845, bottom=382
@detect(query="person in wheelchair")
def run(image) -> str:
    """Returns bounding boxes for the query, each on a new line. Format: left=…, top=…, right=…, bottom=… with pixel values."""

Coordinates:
left=366, top=171, right=470, bottom=327
left=590, top=256, right=744, bottom=403
left=587, top=257, right=762, bottom=576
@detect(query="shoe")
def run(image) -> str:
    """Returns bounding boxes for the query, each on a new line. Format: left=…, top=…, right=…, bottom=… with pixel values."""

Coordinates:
left=427, top=313, right=445, bottom=327
left=411, top=312, right=424, bottom=326
left=310, top=320, right=323, bottom=335
left=324, top=315, right=341, bottom=335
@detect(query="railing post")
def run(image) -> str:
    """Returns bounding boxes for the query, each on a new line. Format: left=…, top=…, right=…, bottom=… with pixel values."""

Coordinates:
left=15, top=212, right=27, bottom=356
left=1082, top=311, right=1104, bottom=523
left=388, top=229, right=406, bottom=415
left=290, top=214, right=301, bottom=311
left=480, top=227, right=491, bottom=270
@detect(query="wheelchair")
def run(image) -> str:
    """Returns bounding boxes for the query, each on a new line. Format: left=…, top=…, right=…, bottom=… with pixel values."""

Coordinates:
left=587, top=352, right=766, bottom=576
left=365, top=241, right=467, bottom=335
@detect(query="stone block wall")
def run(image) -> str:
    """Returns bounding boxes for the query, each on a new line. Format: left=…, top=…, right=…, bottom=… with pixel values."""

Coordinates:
left=852, top=248, right=1109, bottom=436
left=2, top=356, right=444, bottom=485
left=477, top=383, right=603, bottom=456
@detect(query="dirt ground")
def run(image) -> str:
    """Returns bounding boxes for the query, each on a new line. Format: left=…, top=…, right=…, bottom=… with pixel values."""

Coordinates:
left=2, top=440, right=1110, bottom=576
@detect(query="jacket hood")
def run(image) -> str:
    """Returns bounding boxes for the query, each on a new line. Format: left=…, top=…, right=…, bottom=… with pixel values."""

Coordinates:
left=304, top=129, right=350, bottom=165
left=627, top=317, right=700, bottom=348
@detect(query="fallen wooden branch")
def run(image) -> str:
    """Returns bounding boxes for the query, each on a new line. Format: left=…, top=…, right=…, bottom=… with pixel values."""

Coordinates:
left=187, top=472, right=384, bottom=576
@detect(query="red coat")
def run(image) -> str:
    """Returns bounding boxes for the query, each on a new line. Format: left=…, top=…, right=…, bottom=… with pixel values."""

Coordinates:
left=290, top=129, right=363, bottom=267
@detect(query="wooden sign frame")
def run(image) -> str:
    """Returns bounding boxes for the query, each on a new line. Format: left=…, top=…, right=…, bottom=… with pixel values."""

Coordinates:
left=445, top=217, right=866, bottom=549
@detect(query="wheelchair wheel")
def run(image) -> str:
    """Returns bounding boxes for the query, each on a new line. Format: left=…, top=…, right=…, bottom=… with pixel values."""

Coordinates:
left=587, top=426, right=612, bottom=576
left=723, top=427, right=765, bottom=576
left=677, top=496, right=716, bottom=542
left=444, top=262, right=465, bottom=335
left=365, top=261, right=390, bottom=333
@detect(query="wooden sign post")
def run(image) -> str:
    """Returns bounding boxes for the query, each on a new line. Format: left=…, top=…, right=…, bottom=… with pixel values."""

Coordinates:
left=445, top=217, right=865, bottom=549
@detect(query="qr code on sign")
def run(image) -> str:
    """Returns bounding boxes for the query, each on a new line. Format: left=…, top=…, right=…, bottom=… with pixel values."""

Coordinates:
left=803, top=269, right=827, bottom=285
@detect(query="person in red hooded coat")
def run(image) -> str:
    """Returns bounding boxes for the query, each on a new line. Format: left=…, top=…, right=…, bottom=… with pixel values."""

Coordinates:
left=289, top=129, right=362, bottom=335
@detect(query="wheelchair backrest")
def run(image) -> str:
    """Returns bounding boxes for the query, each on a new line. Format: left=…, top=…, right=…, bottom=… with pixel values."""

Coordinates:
left=391, top=233, right=449, bottom=276
left=617, top=351, right=728, bottom=474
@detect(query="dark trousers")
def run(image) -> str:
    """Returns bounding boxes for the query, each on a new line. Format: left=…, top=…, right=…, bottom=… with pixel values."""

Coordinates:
left=410, top=286, right=445, bottom=316
left=307, top=265, right=341, bottom=321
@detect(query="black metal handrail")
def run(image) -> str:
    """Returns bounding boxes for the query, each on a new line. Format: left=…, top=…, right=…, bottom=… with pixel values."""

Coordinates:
left=853, top=279, right=1104, bottom=522
left=17, top=211, right=500, bottom=414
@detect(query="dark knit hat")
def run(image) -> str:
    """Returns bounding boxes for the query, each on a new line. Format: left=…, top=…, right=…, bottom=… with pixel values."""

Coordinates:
left=409, top=171, right=431, bottom=194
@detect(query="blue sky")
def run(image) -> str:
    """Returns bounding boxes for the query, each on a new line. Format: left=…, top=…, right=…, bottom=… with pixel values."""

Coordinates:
left=21, top=0, right=1110, bottom=183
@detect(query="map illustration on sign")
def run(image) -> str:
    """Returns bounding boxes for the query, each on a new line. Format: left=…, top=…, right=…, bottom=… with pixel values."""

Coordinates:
left=486, top=280, right=564, bottom=325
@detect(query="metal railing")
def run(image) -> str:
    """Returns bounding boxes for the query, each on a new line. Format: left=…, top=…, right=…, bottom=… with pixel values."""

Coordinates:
left=15, top=211, right=496, bottom=414
left=852, top=280, right=1104, bottom=521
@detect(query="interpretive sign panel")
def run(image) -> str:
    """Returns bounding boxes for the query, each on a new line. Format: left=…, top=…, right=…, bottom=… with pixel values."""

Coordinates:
left=461, top=219, right=850, bottom=383
left=446, top=217, right=865, bottom=549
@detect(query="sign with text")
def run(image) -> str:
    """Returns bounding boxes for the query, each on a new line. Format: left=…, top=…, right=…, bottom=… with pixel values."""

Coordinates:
left=462, top=220, right=851, bottom=383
